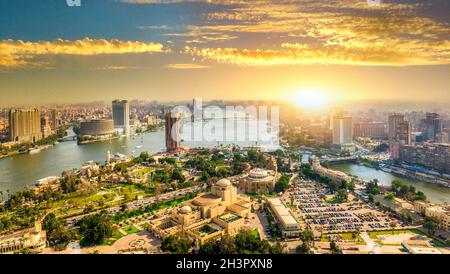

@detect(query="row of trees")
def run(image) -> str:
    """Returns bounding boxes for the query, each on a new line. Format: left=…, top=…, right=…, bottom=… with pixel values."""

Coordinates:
left=300, top=164, right=354, bottom=194
left=391, top=180, right=427, bottom=201
left=200, top=230, right=284, bottom=254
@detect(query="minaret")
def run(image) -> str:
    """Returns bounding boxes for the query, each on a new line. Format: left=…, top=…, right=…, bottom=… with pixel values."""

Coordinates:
left=106, top=150, right=112, bottom=164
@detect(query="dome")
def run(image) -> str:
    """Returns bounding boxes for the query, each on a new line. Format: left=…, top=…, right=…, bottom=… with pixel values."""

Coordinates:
left=216, top=179, right=231, bottom=187
left=249, top=168, right=268, bottom=179
left=179, top=205, right=192, bottom=214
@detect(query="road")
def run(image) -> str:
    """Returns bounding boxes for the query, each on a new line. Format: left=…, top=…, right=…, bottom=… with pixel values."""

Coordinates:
left=64, top=184, right=206, bottom=225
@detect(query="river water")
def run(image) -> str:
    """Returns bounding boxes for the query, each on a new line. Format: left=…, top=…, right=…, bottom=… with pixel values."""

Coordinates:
left=330, top=163, right=450, bottom=204
left=0, top=118, right=280, bottom=194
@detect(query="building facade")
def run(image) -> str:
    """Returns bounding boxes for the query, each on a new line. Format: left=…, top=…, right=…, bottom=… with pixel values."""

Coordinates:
left=353, top=122, right=387, bottom=139
left=332, top=115, right=353, bottom=145
left=165, top=111, right=181, bottom=152
left=79, top=119, right=116, bottom=136
left=399, top=143, right=450, bottom=174
left=238, top=168, right=278, bottom=194
left=148, top=179, right=251, bottom=247
left=112, top=99, right=130, bottom=135
left=0, top=221, right=46, bottom=254
left=9, top=108, right=42, bottom=143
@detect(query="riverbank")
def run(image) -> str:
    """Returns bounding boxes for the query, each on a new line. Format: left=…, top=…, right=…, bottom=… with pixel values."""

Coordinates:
left=330, top=163, right=450, bottom=204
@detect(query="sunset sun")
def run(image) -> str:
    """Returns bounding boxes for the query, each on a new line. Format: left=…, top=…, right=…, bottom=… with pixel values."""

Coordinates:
left=295, top=89, right=327, bottom=109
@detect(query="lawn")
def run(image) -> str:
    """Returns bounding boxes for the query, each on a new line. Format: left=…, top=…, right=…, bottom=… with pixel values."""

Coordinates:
left=98, top=229, right=124, bottom=246
left=123, top=225, right=140, bottom=235
left=368, top=229, right=426, bottom=239
left=367, top=229, right=446, bottom=247
left=250, top=229, right=260, bottom=239
left=321, top=232, right=365, bottom=245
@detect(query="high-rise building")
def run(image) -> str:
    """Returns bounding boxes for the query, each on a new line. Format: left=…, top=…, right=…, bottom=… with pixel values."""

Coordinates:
left=353, top=122, right=387, bottom=139
left=112, top=99, right=130, bottom=135
left=399, top=143, right=450, bottom=174
left=332, top=115, right=353, bottom=145
left=165, top=112, right=181, bottom=152
left=388, top=113, right=405, bottom=140
left=50, top=109, right=58, bottom=131
left=420, top=112, right=443, bottom=141
left=192, top=97, right=202, bottom=122
left=9, top=109, right=42, bottom=143
left=396, top=120, right=412, bottom=145
left=40, top=116, right=53, bottom=138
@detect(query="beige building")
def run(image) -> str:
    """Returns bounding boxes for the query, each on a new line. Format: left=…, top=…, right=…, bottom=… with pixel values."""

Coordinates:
left=9, top=108, right=42, bottom=143
left=267, top=198, right=301, bottom=238
left=425, top=206, right=450, bottom=232
left=0, top=221, right=46, bottom=254
left=312, top=161, right=352, bottom=183
left=414, top=201, right=450, bottom=232
left=239, top=168, right=278, bottom=194
left=148, top=179, right=252, bottom=247
left=332, top=115, right=353, bottom=145
left=41, top=116, right=53, bottom=138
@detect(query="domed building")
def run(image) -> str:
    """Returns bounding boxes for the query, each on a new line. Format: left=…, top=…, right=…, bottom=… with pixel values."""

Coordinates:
left=148, top=179, right=252, bottom=247
left=239, top=168, right=278, bottom=194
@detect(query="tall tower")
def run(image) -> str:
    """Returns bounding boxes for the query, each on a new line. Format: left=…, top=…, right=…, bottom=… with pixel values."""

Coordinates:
left=9, top=108, right=42, bottom=143
left=388, top=113, right=405, bottom=140
left=192, top=97, right=202, bottom=122
left=112, top=99, right=130, bottom=135
left=332, top=115, right=353, bottom=145
left=50, top=109, right=58, bottom=131
left=165, top=111, right=181, bottom=152
left=420, top=112, right=442, bottom=141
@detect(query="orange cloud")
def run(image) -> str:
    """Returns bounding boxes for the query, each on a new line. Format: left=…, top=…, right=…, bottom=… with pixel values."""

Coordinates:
left=0, top=38, right=167, bottom=68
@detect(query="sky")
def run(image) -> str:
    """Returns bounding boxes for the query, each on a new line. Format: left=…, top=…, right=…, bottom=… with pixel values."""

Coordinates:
left=0, top=0, right=449, bottom=106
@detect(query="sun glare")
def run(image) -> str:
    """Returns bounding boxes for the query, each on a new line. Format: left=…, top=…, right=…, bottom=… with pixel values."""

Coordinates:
left=295, top=89, right=327, bottom=109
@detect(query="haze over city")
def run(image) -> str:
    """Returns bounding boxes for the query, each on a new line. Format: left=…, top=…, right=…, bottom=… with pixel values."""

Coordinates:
left=0, top=0, right=450, bottom=261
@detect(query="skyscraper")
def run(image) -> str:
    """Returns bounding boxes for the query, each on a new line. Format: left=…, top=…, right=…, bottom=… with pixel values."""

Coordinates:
left=388, top=114, right=412, bottom=161
left=192, top=97, right=202, bottom=122
left=9, top=108, right=42, bottom=143
left=112, top=99, right=130, bottom=135
left=388, top=113, right=405, bottom=140
left=332, top=115, right=353, bottom=145
left=50, top=109, right=58, bottom=131
left=396, top=120, right=412, bottom=145
left=420, top=112, right=442, bottom=141
left=165, top=111, right=181, bottom=152
left=41, top=116, right=53, bottom=138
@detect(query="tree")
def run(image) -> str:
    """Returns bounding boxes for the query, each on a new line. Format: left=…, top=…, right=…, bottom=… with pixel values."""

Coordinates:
left=366, top=179, right=380, bottom=195
left=329, top=240, right=341, bottom=254
left=274, top=174, right=290, bottom=193
left=335, top=189, right=348, bottom=203
left=296, top=241, right=310, bottom=254
left=384, top=193, right=395, bottom=201
left=160, top=236, right=192, bottom=254
left=43, top=213, right=73, bottom=250
left=77, top=210, right=113, bottom=246
left=368, top=194, right=374, bottom=203
left=424, top=220, right=436, bottom=237
left=171, top=169, right=186, bottom=183
left=60, top=171, right=81, bottom=193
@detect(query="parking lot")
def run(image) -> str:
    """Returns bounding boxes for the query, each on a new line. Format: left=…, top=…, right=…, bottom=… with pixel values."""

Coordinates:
left=289, top=179, right=409, bottom=235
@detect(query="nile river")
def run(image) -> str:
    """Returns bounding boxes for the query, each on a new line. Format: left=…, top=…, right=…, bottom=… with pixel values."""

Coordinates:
left=0, top=118, right=279, bottom=194
left=331, top=163, right=450, bottom=204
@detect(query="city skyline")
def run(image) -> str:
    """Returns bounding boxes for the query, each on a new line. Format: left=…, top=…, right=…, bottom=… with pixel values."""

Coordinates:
left=0, top=0, right=449, bottom=105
